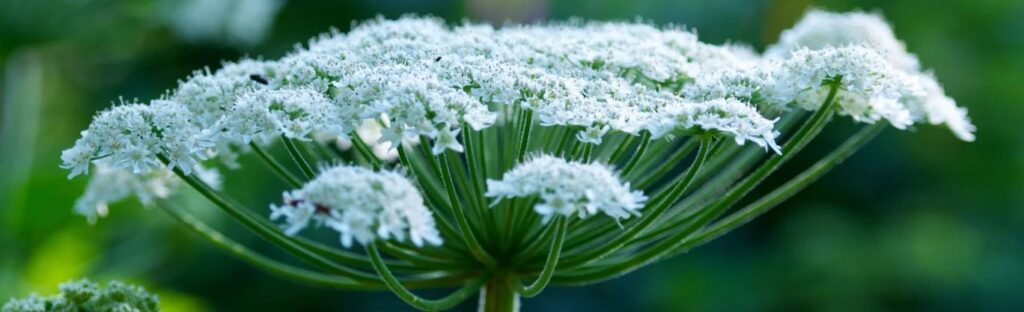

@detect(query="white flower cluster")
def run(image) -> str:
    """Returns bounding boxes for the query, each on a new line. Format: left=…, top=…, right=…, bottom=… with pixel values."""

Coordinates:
left=763, top=45, right=919, bottom=129
left=270, top=165, right=442, bottom=247
left=650, top=99, right=781, bottom=153
left=765, top=9, right=921, bottom=71
left=213, top=87, right=349, bottom=145
left=73, top=163, right=221, bottom=224
left=61, top=99, right=213, bottom=179
left=759, top=9, right=975, bottom=141
left=485, top=155, right=648, bottom=222
left=61, top=12, right=975, bottom=225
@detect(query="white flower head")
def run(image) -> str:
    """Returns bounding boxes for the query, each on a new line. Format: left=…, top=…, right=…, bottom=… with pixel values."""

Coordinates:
left=766, top=9, right=920, bottom=71
left=213, top=87, right=351, bottom=146
left=485, top=155, right=647, bottom=223
left=61, top=99, right=211, bottom=179
left=172, top=59, right=279, bottom=128
left=764, top=45, right=921, bottom=129
left=270, top=165, right=442, bottom=248
left=652, top=99, right=782, bottom=154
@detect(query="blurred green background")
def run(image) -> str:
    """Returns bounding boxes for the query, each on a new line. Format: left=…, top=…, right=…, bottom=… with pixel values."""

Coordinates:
left=1, top=0, right=1021, bottom=311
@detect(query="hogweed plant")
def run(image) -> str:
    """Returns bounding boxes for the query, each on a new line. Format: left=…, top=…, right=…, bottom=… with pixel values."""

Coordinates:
left=60, top=10, right=974, bottom=311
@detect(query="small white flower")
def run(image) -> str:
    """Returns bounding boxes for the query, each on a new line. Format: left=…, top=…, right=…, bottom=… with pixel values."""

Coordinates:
left=431, top=127, right=464, bottom=155
left=486, top=155, right=647, bottom=223
left=270, top=165, right=443, bottom=248
left=577, top=125, right=611, bottom=145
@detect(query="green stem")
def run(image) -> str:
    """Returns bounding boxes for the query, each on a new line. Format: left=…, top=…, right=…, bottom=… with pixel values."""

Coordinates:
left=439, top=153, right=497, bottom=267
left=634, top=139, right=699, bottom=189
left=619, top=132, right=651, bottom=176
left=249, top=142, right=303, bottom=187
left=552, top=83, right=842, bottom=285
left=397, top=146, right=468, bottom=253
left=670, top=123, right=886, bottom=256
left=480, top=277, right=519, bottom=312
left=515, top=109, right=534, bottom=163
left=281, top=135, right=317, bottom=179
left=161, top=156, right=382, bottom=283
left=351, top=135, right=382, bottom=169
left=606, top=134, right=636, bottom=164
left=464, top=124, right=498, bottom=246
left=157, top=201, right=371, bottom=289
left=509, top=217, right=567, bottom=297
left=367, top=243, right=488, bottom=311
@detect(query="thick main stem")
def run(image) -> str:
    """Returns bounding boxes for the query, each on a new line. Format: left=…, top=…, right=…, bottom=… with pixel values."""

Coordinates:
left=480, top=277, right=520, bottom=312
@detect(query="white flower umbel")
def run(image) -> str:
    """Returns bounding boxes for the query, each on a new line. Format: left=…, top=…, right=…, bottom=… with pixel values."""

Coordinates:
left=61, top=99, right=212, bottom=179
left=485, top=155, right=648, bottom=223
left=172, top=59, right=279, bottom=128
left=73, top=162, right=222, bottom=224
left=764, top=45, right=920, bottom=129
left=650, top=99, right=782, bottom=153
left=764, top=10, right=975, bottom=141
left=765, top=9, right=920, bottom=71
left=270, top=165, right=443, bottom=248
left=213, top=87, right=351, bottom=146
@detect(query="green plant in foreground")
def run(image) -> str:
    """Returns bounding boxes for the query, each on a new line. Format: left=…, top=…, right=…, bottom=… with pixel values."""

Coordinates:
left=2, top=279, right=158, bottom=312
left=59, top=10, right=973, bottom=311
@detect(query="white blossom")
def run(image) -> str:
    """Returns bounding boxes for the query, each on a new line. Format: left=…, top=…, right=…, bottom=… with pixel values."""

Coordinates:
left=765, top=9, right=920, bottom=71
left=73, top=162, right=221, bottom=224
left=485, top=155, right=647, bottom=222
left=171, top=59, right=278, bottom=128
left=61, top=99, right=212, bottom=179
left=212, top=87, right=351, bottom=146
left=763, top=45, right=921, bottom=129
left=651, top=99, right=782, bottom=153
left=764, top=9, right=975, bottom=141
left=271, top=165, right=443, bottom=247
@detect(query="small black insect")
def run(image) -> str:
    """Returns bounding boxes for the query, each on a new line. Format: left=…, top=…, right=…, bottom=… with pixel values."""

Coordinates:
left=249, top=74, right=269, bottom=85
left=435, top=56, right=442, bottom=62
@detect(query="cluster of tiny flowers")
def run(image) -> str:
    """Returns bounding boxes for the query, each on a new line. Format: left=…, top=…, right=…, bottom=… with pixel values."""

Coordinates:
left=485, top=155, right=648, bottom=223
left=759, top=9, right=974, bottom=140
left=765, top=9, right=921, bottom=71
left=649, top=99, right=781, bottom=153
left=2, top=279, right=159, bottom=312
left=61, top=11, right=975, bottom=225
left=270, top=165, right=443, bottom=248
left=213, top=87, right=350, bottom=145
left=73, top=162, right=222, bottom=224
left=763, top=45, right=919, bottom=129
left=61, top=99, right=212, bottom=179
